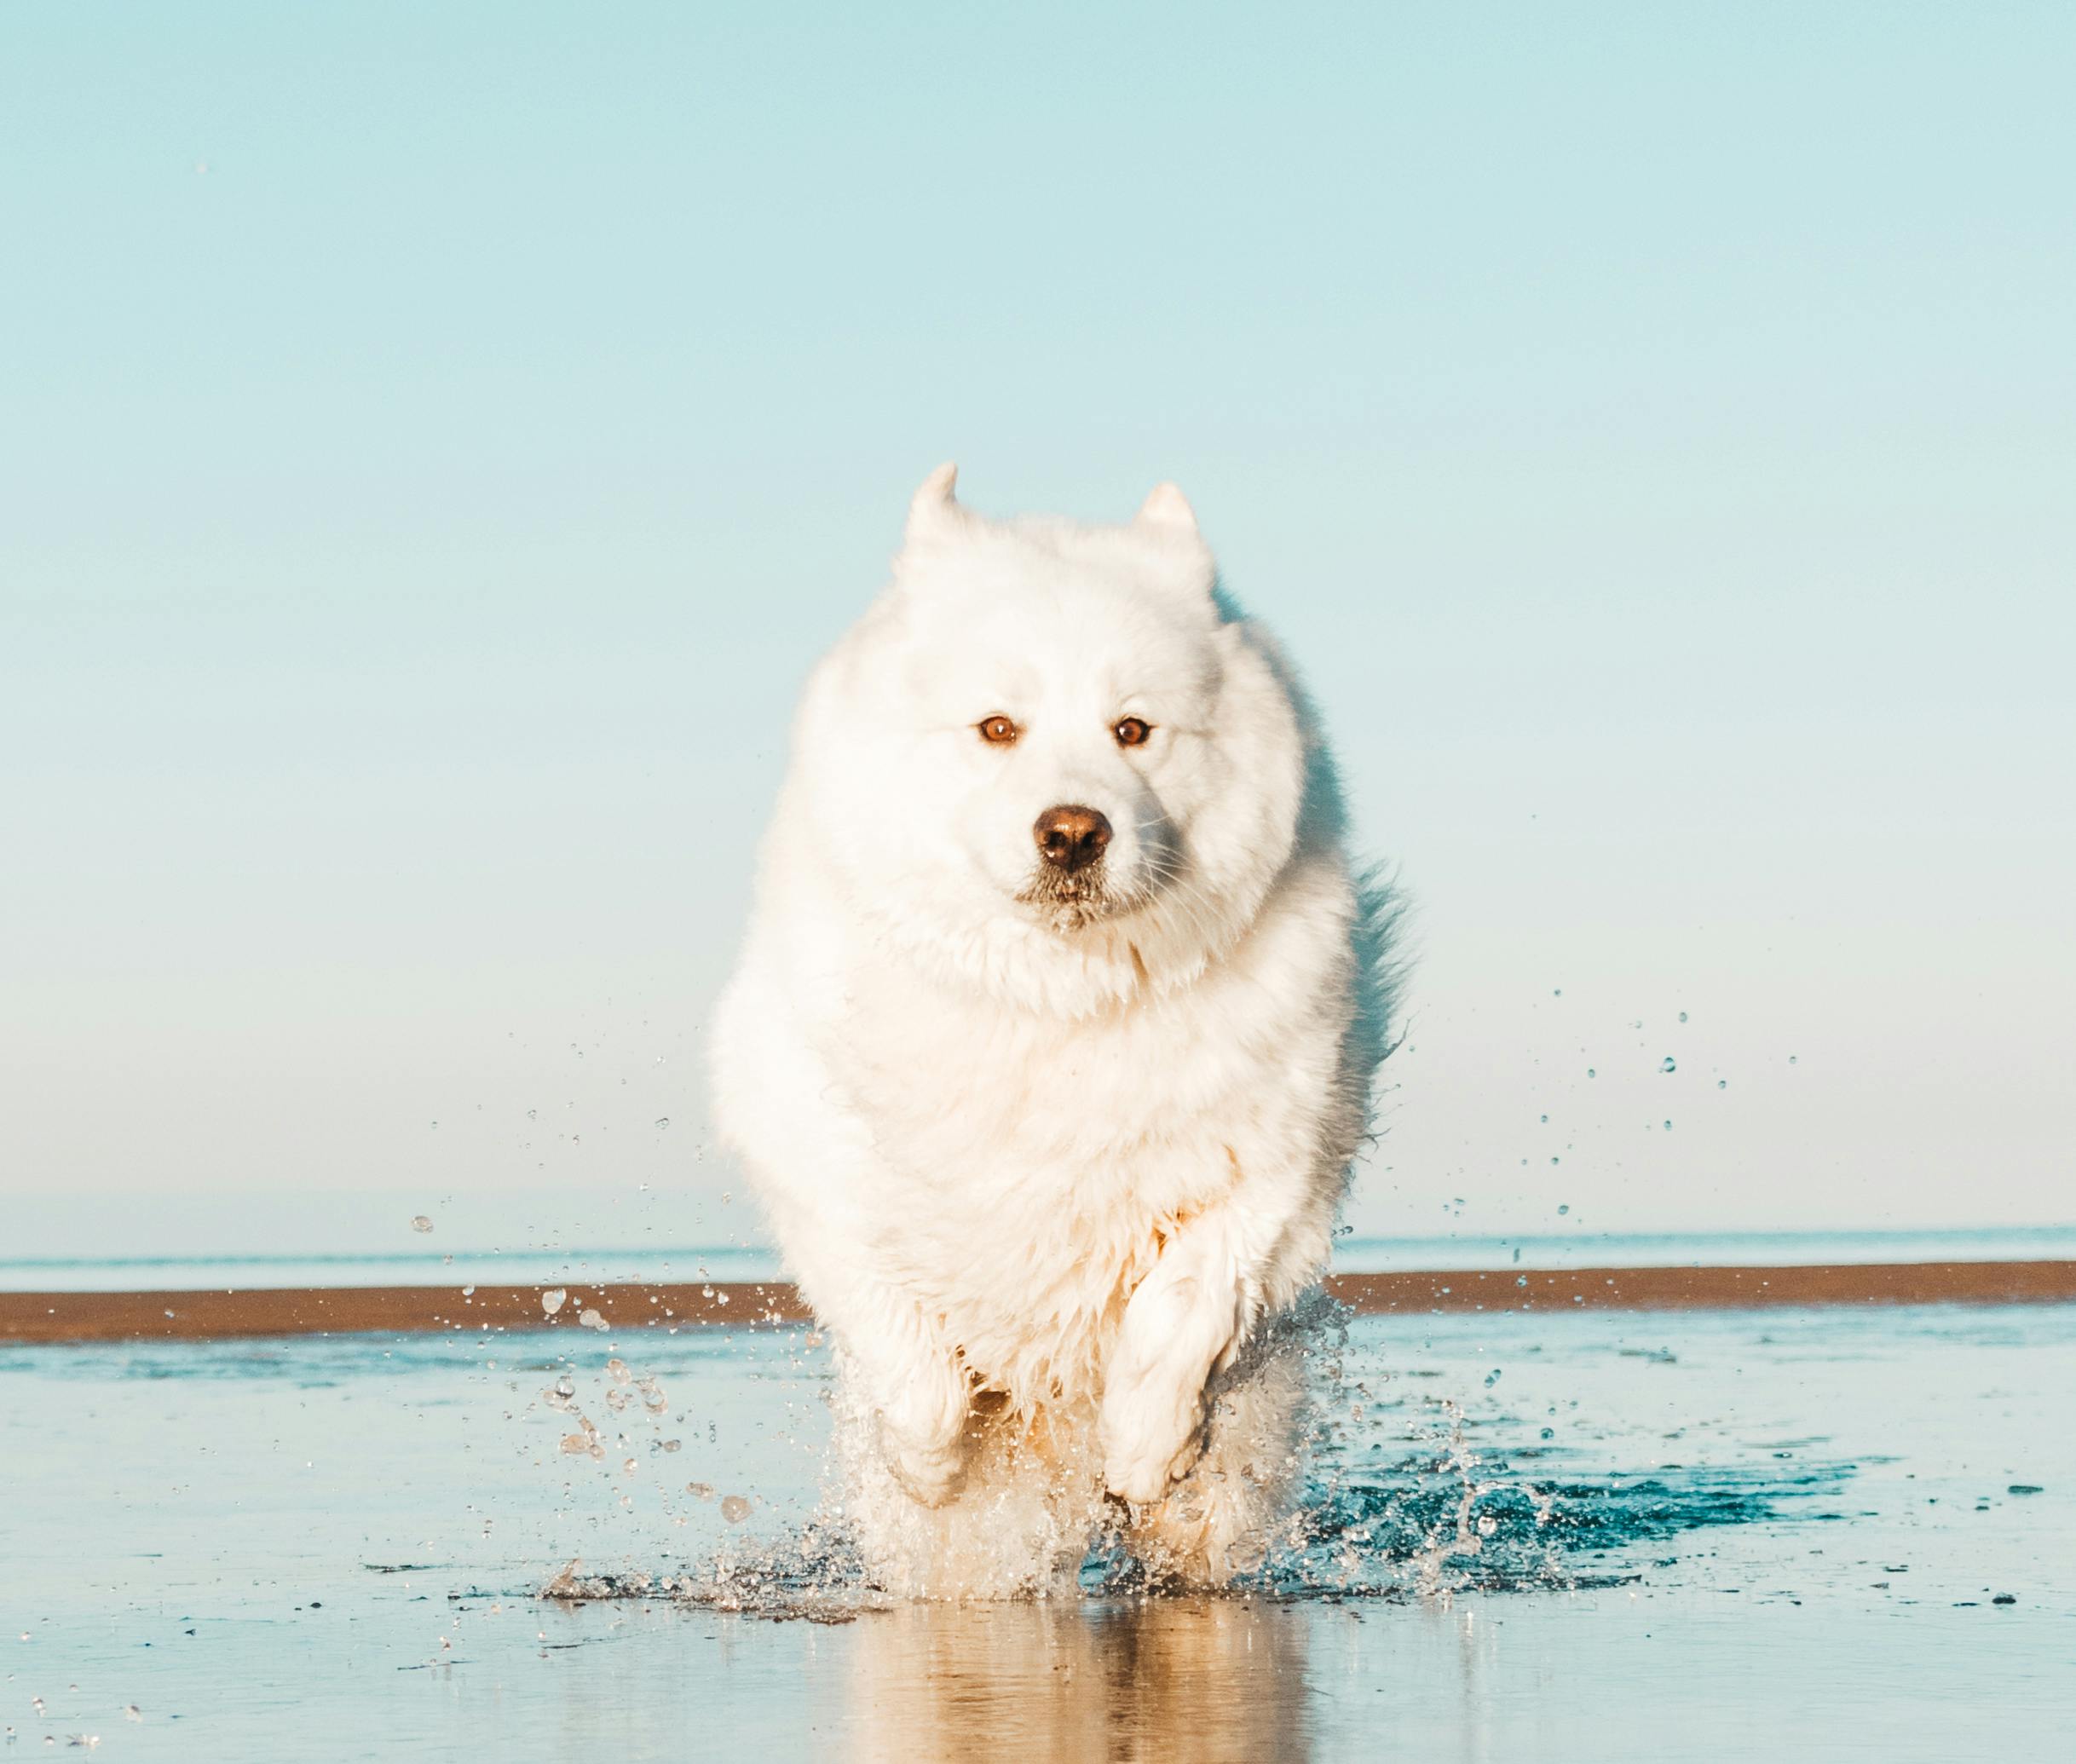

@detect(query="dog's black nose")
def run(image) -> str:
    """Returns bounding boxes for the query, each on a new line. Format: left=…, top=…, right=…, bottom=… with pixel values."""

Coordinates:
left=1034, top=804, right=1112, bottom=873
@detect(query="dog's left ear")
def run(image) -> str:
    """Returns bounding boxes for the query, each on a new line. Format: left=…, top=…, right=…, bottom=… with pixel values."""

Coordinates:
left=1134, top=481, right=1219, bottom=611
left=1133, top=482, right=1199, bottom=535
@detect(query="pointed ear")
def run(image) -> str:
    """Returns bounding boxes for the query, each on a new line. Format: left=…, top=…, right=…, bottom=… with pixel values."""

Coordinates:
left=1134, top=481, right=1198, bottom=535
left=903, top=461, right=963, bottom=545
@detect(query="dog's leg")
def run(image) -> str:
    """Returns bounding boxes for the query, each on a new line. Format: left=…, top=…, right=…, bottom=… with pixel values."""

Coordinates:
left=1099, top=1217, right=1258, bottom=1505
left=1099, top=1132, right=1338, bottom=1514
left=1127, top=1336, right=1307, bottom=1584
left=826, top=1279, right=972, bottom=1507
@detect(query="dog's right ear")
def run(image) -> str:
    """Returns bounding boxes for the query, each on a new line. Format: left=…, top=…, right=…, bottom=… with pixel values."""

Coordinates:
left=1133, top=481, right=1199, bottom=535
left=902, top=461, right=965, bottom=546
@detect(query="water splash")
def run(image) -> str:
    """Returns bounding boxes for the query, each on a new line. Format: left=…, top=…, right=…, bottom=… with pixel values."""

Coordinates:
left=532, top=1301, right=1853, bottom=1617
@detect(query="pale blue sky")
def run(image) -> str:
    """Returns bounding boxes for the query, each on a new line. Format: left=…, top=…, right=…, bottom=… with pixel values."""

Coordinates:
left=3, top=3, right=2072, bottom=1253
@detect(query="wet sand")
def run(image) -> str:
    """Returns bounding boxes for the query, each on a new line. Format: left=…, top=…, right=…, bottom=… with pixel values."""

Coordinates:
left=3, top=1260, right=2073, bottom=1343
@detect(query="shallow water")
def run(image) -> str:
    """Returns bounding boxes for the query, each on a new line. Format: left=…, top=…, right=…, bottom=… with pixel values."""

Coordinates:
left=3, top=1305, right=2071, bottom=1757
left=9, top=1223, right=2076, bottom=1291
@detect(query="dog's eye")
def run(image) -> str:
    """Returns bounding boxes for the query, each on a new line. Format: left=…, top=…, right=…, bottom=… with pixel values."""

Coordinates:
left=1112, top=717, right=1151, bottom=748
left=977, top=715, right=1018, bottom=746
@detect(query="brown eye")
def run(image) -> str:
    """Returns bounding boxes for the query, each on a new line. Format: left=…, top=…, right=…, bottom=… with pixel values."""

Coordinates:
left=1112, top=716, right=1151, bottom=748
left=977, top=715, right=1018, bottom=745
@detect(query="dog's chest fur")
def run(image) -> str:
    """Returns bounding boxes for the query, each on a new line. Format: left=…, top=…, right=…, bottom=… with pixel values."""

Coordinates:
left=816, top=857, right=1358, bottom=1400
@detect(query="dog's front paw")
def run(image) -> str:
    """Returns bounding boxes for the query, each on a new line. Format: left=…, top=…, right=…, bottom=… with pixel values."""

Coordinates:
left=1104, top=1433, right=1205, bottom=1507
left=1100, top=1377, right=1208, bottom=1506
left=884, top=1425, right=968, bottom=1508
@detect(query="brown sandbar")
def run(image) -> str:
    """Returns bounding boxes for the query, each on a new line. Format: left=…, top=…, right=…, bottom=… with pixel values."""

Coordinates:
left=3, top=1260, right=2072, bottom=1343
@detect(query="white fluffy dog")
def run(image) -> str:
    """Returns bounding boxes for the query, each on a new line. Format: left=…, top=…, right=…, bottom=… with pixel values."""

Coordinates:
left=711, top=466, right=1395, bottom=1592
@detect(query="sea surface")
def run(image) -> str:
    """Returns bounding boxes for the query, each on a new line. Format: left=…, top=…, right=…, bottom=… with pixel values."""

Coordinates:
left=3, top=1299, right=2071, bottom=1758
left=7, top=1224, right=2075, bottom=1294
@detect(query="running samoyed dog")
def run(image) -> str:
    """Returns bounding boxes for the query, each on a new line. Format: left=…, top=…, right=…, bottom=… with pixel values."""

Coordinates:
left=710, top=466, right=1397, bottom=1593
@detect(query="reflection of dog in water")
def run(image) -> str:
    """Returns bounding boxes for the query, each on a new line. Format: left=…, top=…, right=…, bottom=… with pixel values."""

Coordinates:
left=845, top=1598, right=1313, bottom=1762
left=712, top=466, right=1398, bottom=1591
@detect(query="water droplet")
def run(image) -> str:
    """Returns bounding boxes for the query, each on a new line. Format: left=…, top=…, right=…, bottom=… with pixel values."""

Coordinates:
left=527, top=1108, right=537, bottom=1121
left=720, top=1495, right=753, bottom=1524
left=410, top=1215, right=433, bottom=1233
left=1540, top=1427, right=1554, bottom=1440
left=1557, top=1204, right=1570, bottom=1216
left=687, top=1481, right=715, bottom=1500
left=1516, top=1275, right=1528, bottom=1287
left=1476, top=1514, right=1498, bottom=1536
left=1659, top=1057, right=1676, bottom=1074
left=1664, top=1119, right=1673, bottom=1131
left=1587, top=1068, right=1596, bottom=1079
left=541, top=1288, right=567, bottom=1316
left=1483, top=1369, right=1502, bottom=1386
left=460, top=1284, right=475, bottom=1297
left=654, top=1117, right=670, bottom=1130
left=1789, top=1054, right=1797, bottom=1064
left=606, top=1358, right=632, bottom=1385
left=1717, top=1079, right=1727, bottom=1090
left=1539, top=1113, right=1548, bottom=1123
left=579, top=1307, right=608, bottom=1331
left=1678, top=1012, right=1688, bottom=1023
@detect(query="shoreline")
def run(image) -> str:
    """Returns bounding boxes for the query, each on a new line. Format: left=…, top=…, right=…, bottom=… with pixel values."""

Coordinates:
left=3, top=1260, right=2073, bottom=1343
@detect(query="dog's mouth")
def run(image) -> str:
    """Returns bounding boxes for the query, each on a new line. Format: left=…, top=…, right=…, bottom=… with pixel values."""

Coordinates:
left=1014, top=864, right=1122, bottom=931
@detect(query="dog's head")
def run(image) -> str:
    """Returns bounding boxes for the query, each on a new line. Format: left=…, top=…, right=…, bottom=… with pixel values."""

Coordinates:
left=795, top=465, right=1312, bottom=1013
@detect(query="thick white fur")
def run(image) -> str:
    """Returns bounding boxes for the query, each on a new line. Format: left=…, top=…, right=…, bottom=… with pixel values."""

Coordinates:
left=711, top=467, right=1393, bottom=1592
